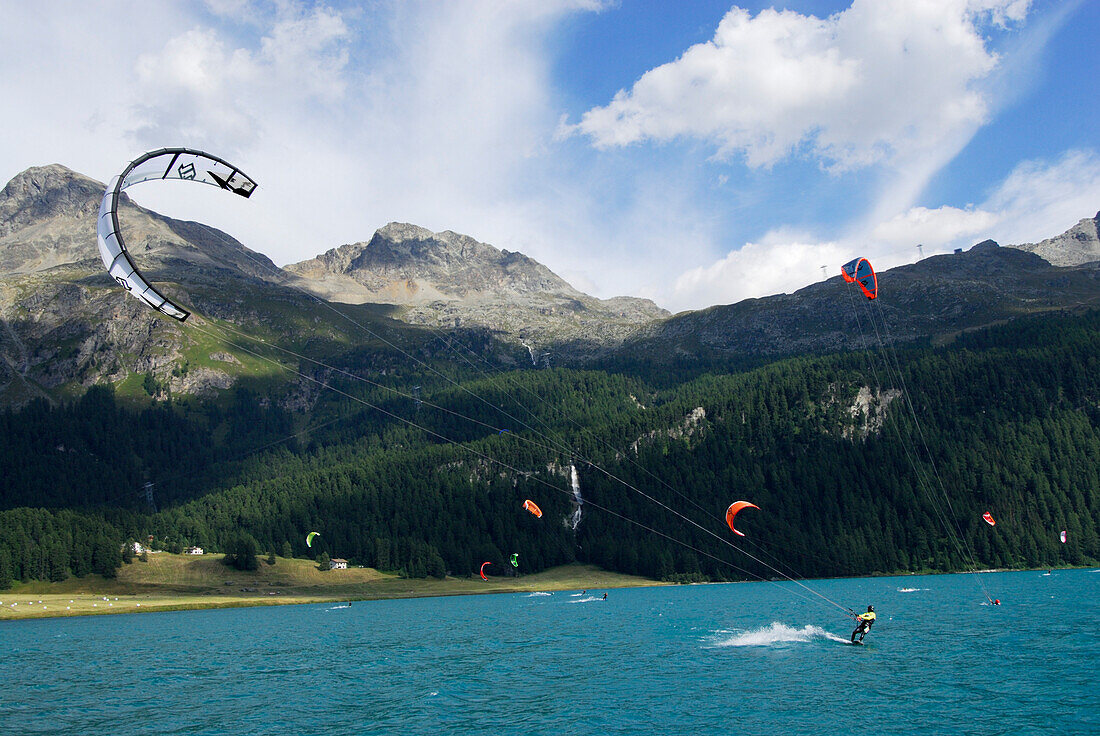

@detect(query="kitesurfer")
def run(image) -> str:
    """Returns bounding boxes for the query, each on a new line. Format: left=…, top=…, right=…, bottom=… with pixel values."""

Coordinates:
left=851, top=605, right=875, bottom=643
left=602, top=593, right=607, bottom=600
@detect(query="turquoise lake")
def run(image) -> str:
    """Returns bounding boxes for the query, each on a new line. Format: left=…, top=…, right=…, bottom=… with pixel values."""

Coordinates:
left=2, top=569, right=1097, bottom=734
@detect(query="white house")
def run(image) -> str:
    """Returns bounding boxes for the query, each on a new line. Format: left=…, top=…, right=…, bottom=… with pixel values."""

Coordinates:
left=128, top=542, right=146, bottom=554
left=184, top=546, right=204, bottom=555
left=329, top=558, right=348, bottom=570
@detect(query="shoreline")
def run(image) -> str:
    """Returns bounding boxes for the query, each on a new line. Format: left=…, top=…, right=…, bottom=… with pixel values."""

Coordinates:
left=0, top=555, right=667, bottom=622
left=2, top=557, right=1090, bottom=623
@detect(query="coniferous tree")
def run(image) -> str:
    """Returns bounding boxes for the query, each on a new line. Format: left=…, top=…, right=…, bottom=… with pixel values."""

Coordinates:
left=223, top=533, right=259, bottom=571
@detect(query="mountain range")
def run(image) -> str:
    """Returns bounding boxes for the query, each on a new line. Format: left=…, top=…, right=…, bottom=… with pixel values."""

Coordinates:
left=0, top=162, right=1098, bottom=407
left=2, top=163, right=1098, bottom=586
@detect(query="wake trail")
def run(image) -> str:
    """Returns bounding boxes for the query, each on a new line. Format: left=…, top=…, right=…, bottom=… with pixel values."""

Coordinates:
left=710, top=622, right=849, bottom=647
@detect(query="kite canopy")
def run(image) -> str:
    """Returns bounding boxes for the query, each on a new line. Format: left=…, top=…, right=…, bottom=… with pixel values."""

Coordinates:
left=306, top=531, right=320, bottom=548
left=982, top=512, right=996, bottom=527
left=523, top=500, right=543, bottom=518
left=510, top=553, right=519, bottom=568
left=480, top=561, right=491, bottom=581
left=97, top=148, right=257, bottom=321
left=841, top=257, right=878, bottom=300
left=725, top=501, right=759, bottom=537
left=1060, top=530, right=1067, bottom=544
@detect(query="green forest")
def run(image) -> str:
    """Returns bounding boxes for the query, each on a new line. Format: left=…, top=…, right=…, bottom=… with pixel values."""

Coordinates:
left=2, top=307, right=1098, bottom=590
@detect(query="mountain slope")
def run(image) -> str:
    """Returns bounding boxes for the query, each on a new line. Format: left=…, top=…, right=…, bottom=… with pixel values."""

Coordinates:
left=286, top=222, right=669, bottom=362
left=4, top=306, right=1098, bottom=585
left=616, top=240, right=1100, bottom=365
left=2, top=162, right=1099, bottom=407
left=2, top=165, right=1099, bottom=586
left=0, top=166, right=424, bottom=407
left=0, top=165, right=282, bottom=280
left=0, top=165, right=666, bottom=407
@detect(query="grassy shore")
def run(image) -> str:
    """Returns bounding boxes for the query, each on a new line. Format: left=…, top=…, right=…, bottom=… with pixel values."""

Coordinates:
left=0, top=552, right=664, bottom=621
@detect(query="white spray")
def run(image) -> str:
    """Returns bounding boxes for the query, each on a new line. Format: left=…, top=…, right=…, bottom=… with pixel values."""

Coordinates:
left=569, top=464, right=583, bottom=530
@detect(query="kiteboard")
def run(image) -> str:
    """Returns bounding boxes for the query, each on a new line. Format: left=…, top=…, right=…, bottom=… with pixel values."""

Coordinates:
left=849, top=640, right=865, bottom=646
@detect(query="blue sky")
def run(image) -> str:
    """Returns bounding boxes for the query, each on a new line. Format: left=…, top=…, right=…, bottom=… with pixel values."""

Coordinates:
left=1, top=0, right=1097, bottom=311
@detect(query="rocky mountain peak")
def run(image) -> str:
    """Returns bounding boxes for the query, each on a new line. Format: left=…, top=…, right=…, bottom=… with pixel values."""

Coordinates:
left=0, top=164, right=279, bottom=281
left=1009, top=212, right=1100, bottom=266
left=284, top=222, right=668, bottom=360
left=287, top=222, right=583, bottom=303
left=0, top=165, right=104, bottom=240
left=353, top=222, right=573, bottom=296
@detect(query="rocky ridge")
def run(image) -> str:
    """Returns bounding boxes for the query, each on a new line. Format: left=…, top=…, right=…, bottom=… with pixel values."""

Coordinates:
left=285, top=223, right=669, bottom=363
left=618, top=238, right=1100, bottom=364
left=1008, top=212, right=1100, bottom=267
left=0, top=165, right=281, bottom=280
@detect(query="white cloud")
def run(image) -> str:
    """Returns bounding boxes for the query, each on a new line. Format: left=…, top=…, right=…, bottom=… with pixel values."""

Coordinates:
left=874, top=149, right=1100, bottom=255
left=970, top=0, right=1031, bottom=26
left=669, top=231, right=850, bottom=310
left=130, top=5, right=350, bottom=151
left=872, top=206, right=998, bottom=249
left=0, top=0, right=620, bottom=272
left=984, top=150, right=1100, bottom=243
left=203, top=0, right=257, bottom=20
left=661, top=149, right=1100, bottom=311
left=0, top=2, right=192, bottom=179
left=258, top=5, right=350, bottom=103
left=566, top=0, right=1029, bottom=172
left=132, top=29, right=262, bottom=148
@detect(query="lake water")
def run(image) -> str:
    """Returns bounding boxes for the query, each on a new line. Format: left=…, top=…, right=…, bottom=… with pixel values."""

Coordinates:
left=1, top=569, right=1097, bottom=734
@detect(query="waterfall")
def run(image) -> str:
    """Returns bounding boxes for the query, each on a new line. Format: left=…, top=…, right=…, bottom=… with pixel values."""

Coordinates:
left=520, top=341, right=539, bottom=366
left=569, top=464, right=583, bottom=530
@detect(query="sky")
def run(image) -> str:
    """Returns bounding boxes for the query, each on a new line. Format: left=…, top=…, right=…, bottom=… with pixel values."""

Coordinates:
left=1, top=0, right=1097, bottom=312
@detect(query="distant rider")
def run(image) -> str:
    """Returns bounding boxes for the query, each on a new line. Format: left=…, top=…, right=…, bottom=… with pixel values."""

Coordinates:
left=851, top=605, right=875, bottom=643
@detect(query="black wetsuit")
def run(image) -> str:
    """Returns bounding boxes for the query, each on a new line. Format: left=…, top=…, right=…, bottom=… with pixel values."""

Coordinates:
left=851, top=612, right=875, bottom=642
